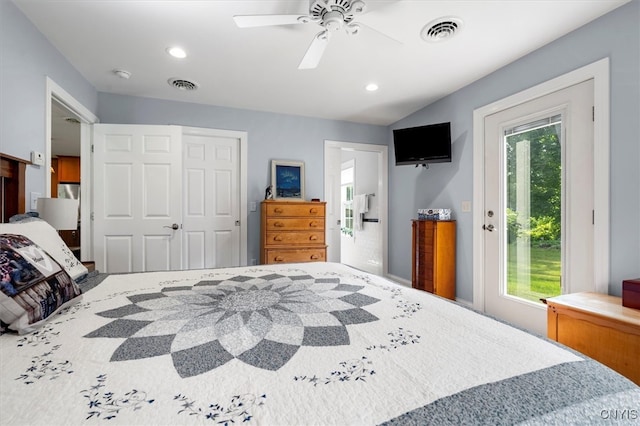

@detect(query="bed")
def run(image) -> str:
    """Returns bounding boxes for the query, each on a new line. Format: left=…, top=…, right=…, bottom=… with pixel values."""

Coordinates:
left=1, top=219, right=639, bottom=425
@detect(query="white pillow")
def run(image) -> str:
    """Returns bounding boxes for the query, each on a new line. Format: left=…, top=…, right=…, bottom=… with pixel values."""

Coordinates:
left=0, top=218, right=88, bottom=280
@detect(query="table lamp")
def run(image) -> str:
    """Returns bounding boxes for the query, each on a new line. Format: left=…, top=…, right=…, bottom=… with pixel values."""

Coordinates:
left=37, top=197, right=79, bottom=230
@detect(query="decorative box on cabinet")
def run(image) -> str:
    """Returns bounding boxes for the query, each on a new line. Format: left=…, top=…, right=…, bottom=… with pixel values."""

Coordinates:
left=411, top=219, right=456, bottom=300
left=547, top=292, right=640, bottom=385
left=261, top=200, right=327, bottom=264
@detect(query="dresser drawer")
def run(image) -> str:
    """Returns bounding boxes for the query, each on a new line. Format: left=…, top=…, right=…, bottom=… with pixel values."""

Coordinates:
left=266, top=218, right=325, bottom=231
left=266, top=231, right=325, bottom=245
left=264, top=248, right=327, bottom=264
left=264, top=203, right=325, bottom=217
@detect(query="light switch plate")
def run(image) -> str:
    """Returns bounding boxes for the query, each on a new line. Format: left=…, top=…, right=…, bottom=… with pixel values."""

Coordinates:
left=461, top=201, right=472, bottom=212
left=30, top=192, right=41, bottom=211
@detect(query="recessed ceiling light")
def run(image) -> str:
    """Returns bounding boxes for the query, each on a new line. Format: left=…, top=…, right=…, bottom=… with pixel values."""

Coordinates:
left=166, top=46, right=187, bottom=59
left=365, top=83, right=379, bottom=92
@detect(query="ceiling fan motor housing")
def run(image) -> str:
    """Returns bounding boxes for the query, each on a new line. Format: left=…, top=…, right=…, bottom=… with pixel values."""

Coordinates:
left=324, top=11, right=345, bottom=31
left=310, top=0, right=366, bottom=25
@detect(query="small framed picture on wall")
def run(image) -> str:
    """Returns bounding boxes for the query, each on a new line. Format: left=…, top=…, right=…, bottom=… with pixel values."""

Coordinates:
left=271, top=160, right=305, bottom=200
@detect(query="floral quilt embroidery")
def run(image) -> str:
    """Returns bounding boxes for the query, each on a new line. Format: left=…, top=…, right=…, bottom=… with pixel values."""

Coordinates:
left=294, top=356, right=375, bottom=386
left=366, top=328, right=421, bottom=351
left=174, top=393, right=266, bottom=424
left=81, top=374, right=155, bottom=420
left=15, top=344, right=73, bottom=384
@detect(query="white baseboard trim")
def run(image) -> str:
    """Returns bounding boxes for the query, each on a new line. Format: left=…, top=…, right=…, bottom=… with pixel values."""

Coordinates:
left=384, top=273, right=411, bottom=287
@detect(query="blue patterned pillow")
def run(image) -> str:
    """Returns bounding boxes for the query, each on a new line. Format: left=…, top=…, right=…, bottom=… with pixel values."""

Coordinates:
left=0, top=234, right=82, bottom=334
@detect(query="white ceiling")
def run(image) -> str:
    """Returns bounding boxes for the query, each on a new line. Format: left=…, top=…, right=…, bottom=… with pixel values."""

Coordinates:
left=17, top=0, right=629, bottom=127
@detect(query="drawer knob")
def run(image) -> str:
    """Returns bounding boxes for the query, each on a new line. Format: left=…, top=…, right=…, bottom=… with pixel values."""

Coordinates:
left=309, top=208, right=318, bottom=214
left=310, top=254, right=319, bottom=260
left=274, top=208, right=284, bottom=213
left=273, top=235, right=283, bottom=241
left=274, top=256, right=285, bottom=262
left=309, top=221, right=318, bottom=227
left=274, top=222, right=285, bottom=227
left=309, top=235, right=318, bottom=241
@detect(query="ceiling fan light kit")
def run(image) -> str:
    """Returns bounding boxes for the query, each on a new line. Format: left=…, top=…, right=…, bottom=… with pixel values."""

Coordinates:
left=234, top=0, right=378, bottom=70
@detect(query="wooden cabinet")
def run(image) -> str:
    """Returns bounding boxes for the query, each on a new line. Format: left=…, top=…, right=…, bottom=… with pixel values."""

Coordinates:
left=261, top=200, right=327, bottom=264
left=547, top=292, right=640, bottom=385
left=1, top=153, right=28, bottom=222
left=56, top=156, right=80, bottom=183
left=59, top=229, right=80, bottom=251
left=411, top=219, right=456, bottom=300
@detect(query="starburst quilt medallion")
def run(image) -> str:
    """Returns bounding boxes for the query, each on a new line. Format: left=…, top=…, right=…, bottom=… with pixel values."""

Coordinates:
left=85, top=273, right=379, bottom=377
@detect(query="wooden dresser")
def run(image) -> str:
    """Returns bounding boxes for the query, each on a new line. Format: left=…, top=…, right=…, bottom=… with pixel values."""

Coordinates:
left=547, top=292, right=640, bottom=385
left=411, top=219, right=456, bottom=300
left=260, top=200, right=327, bottom=264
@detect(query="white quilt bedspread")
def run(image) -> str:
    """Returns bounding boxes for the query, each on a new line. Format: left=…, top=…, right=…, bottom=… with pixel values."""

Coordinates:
left=1, top=262, right=637, bottom=425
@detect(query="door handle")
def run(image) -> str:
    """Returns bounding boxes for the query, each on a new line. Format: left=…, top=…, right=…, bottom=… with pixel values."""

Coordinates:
left=483, top=224, right=495, bottom=232
left=164, top=223, right=179, bottom=230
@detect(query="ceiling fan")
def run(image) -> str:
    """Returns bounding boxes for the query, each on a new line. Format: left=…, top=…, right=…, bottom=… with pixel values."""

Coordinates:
left=234, top=0, right=375, bottom=70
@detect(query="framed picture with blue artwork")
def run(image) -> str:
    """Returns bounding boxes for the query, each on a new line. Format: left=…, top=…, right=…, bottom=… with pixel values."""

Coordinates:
left=271, top=160, right=305, bottom=200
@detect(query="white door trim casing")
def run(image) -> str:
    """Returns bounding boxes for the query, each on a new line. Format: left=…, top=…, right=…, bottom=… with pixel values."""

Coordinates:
left=472, top=58, right=610, bottom=311
left=45, top=77, right=99, bottom=262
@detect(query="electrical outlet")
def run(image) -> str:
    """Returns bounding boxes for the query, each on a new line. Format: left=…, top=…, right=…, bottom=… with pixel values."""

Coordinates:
left=251, top=258, right=257, bottom=265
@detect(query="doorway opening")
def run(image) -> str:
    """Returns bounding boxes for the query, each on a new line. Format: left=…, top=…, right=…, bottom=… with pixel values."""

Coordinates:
left=46, top=77, right=98, bottom=262
left=324, top=140, right=388, bottom=276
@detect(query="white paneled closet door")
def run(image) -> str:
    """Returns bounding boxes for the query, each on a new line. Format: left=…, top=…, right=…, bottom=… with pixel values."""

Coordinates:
left=182, top=131, right=241, bottom=269
left=93, top=124, right=183, bottom=273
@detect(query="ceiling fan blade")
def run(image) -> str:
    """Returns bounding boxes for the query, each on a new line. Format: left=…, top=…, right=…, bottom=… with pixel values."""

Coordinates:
left=298, top=30, right=331, bottom=70
left=356, top=21, right=403, bottom=44
left=233, top=14, right=310, bottom=28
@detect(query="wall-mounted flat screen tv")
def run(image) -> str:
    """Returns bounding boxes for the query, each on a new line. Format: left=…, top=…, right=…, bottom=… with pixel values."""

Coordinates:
left=393, top=122, right=452, bottom=165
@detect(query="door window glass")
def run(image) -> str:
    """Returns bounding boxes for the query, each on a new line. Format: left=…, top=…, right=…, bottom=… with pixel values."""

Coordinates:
left=504, top=114, right=562, bottom=303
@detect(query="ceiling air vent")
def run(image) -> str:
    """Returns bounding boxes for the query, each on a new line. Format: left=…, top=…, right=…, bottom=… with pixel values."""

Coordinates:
left=168, top=78, right=199, bottom=91
left=421, top=17, right=463, bottom=42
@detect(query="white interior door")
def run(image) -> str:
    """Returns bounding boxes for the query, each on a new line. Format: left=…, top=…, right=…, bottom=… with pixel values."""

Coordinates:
left=182, top=131, right=241, bottom=269
left=93, top=124, right=182, bottom=273
left=483, top=80, right=594, bottom=335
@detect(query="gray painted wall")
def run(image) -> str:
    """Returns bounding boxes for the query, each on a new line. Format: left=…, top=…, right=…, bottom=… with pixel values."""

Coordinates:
left=0, top=0, right=97, bottom=195
left=389, top=0, right=640, bottom=299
